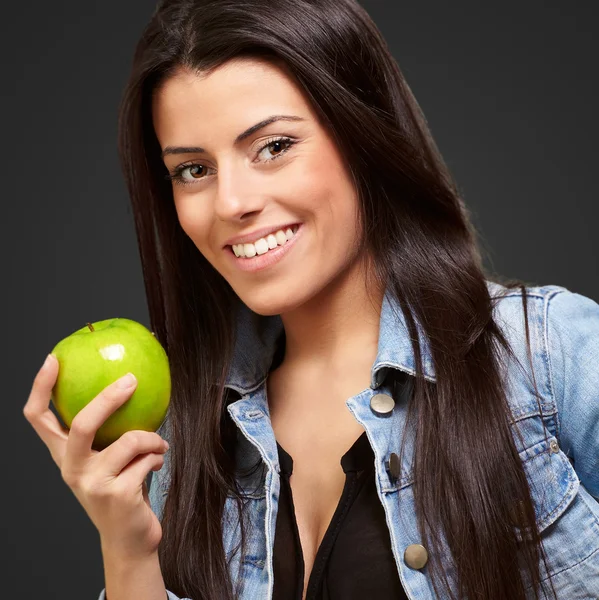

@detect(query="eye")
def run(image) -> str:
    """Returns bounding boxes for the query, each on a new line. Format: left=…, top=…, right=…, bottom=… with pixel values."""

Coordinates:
left=164, top=136, right=297, bottom=187
left=165, top=162, right=213, bottom=187
left=256, top=137, right=296, bottom=162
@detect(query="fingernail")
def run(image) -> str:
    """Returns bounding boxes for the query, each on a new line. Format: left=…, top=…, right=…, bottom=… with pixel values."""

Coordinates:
left=43, top=354, right=54, bottom=368
left=117, top=373, right=137, bottom=389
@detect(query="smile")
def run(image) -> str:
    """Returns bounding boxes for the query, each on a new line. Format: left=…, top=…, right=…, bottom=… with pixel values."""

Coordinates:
left=225, top=223, right=303, bottom=273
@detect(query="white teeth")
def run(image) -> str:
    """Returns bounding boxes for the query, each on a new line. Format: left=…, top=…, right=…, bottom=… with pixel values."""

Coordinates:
left=232, top=225, right=298, bottom=258
left=254, top=238, right=269, bottom=255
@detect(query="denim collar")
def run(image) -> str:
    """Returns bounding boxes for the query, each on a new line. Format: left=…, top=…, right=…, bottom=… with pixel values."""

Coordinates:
left=223, top=281, right=503, bottom=396
left=224, top=280, right=504, bottom=396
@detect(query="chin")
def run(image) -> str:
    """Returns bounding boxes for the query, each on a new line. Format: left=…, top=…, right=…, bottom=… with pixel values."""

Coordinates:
left=241, top=296, right=292, bottom=317
left=235, top=284, right=306, bottom=317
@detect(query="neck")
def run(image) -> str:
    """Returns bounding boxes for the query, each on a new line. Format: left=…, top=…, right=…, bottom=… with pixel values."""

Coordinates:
left=278, top=255, right=385, bottom=377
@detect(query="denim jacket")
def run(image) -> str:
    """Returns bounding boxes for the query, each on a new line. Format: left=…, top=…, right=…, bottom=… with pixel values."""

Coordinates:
left=98, top=281, right=599, bottom=599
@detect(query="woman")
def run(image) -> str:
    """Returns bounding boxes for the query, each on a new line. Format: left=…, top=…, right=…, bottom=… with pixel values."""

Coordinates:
left=23, top=0, right=599, bottom=598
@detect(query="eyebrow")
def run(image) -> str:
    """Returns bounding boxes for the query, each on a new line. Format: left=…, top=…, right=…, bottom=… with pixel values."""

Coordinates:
left=160, top=114, right=306, bottom=159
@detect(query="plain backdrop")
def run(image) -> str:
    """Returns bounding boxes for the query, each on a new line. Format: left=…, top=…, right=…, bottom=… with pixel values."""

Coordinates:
left=2, top=1, right=597, bottom=597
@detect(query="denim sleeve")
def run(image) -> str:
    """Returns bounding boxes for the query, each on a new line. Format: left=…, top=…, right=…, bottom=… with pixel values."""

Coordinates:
left=546, top=288, right=599, bottom=501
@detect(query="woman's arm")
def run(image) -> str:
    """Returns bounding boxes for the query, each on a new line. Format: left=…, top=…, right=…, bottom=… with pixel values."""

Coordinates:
left=101, top=546, right=168, bottom=600
left=546, top=287, right=599, bottom=501
left=97, top=442, right=189, bottom=600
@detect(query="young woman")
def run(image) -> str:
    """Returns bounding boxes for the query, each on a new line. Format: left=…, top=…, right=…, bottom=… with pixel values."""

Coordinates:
left=24, top=0, right=599, bottom=599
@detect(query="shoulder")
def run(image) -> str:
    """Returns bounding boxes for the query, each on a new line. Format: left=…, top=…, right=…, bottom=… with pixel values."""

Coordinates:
left=488, top=280, right=599, bottom=369
left=489, top=281, right=599, bottom=496
left=486, top=280, right=598, bottom=339
left=488, top=280, right=599, bottom=387
left=486, top=281, right=569, bottom=355
left=540, top=284, right=599, bottom=421
left=487, top=281, right=599, bottom=417
left=488, top=279, right=598, bottom=312
left=487, top=280, right=569, bottom=306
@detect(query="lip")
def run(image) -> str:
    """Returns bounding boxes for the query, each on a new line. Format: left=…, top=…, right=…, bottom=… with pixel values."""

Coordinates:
left=223, top=222, right=301, bottom=248
left=225, top=223, right=303, bottom=273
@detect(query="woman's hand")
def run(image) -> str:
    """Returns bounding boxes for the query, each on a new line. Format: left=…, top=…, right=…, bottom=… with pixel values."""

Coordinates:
left=23, top=354, right=170, bottom=560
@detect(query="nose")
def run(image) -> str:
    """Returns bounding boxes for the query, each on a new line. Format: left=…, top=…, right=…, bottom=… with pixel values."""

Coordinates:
left=213, top=157, right=267, bottom=222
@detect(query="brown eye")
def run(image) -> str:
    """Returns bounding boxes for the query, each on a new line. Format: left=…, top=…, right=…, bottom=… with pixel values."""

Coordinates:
left=187, top=165, right=205, bottom=179
left=269, top=140, right=286, bottom=156
left=167, top=162, right=213, bottom=187
left=256, top=137, right=296, bottom=162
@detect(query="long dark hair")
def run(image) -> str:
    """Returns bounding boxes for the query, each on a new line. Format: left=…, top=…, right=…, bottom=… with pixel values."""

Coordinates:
left=117, top=0, right=557, bottom=598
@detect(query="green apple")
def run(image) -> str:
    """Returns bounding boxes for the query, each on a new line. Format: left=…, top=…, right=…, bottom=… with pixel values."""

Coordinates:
left=50, top=318, right=171, bottom=451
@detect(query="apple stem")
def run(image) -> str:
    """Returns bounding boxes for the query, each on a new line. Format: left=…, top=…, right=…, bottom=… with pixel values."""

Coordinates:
left=87, top=322, right=95, bottom=332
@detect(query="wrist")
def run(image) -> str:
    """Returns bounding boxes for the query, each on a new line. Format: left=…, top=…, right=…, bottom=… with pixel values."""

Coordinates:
left=100, top=536, right=160, bottom=564
left=101, top=547, right=167, bottom=600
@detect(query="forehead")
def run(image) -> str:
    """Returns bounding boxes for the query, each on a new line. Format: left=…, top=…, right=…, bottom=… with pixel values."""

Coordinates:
left=152, top=57, right=310, bottom=134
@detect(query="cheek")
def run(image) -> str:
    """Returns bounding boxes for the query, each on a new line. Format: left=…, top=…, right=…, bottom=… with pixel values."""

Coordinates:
left=302, top=155, right=359, bottom=243
left=174, top=197, right=213, bottom=252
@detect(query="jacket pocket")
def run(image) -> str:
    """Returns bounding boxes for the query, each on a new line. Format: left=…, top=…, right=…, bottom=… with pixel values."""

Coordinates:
left=517, top=435, right=599, bottom=597
left=515, top=435, right=580, bottom=537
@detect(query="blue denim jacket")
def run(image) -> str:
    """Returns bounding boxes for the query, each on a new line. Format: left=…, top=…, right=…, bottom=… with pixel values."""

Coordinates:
left=98, top=281, right=599, bottom=599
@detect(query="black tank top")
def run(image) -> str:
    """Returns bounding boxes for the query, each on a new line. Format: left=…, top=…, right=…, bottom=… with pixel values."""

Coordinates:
left=272, top=429, right=408, bottom=599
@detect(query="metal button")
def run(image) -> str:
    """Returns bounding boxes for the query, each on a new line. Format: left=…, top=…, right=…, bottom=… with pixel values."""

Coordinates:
left=386, top=452, right=401, bottom=480
left=404, top=544, right=428, bottom=569
left=549, top=439, right=559, bottom=454
left=370, top=393, right=395, bottom=415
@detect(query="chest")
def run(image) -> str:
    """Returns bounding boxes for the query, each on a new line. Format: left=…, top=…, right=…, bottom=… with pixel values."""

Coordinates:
left=267, top=373, right=369, bottom=597
left=221, top=356, right=599, bottom=600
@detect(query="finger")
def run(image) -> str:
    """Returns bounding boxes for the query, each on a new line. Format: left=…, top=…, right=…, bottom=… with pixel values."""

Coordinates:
left=64, top=373, right=139, bottom=472
left=99, top=430, right=168, bottom=478
left=23, top=354, right=70, bottom=465
left=112, top=450, right=166, bottom=497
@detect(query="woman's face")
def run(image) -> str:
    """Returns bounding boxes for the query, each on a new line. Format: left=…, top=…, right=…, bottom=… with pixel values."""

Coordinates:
left=152, top=57, right=364, bottom=316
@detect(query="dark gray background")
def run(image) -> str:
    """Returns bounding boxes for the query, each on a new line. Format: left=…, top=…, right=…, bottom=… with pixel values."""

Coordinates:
left=3, top=1, right=597, bottom=598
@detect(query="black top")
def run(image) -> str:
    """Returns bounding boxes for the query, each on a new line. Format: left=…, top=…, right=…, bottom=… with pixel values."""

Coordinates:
left=272, top=430, right=408, bottom=599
